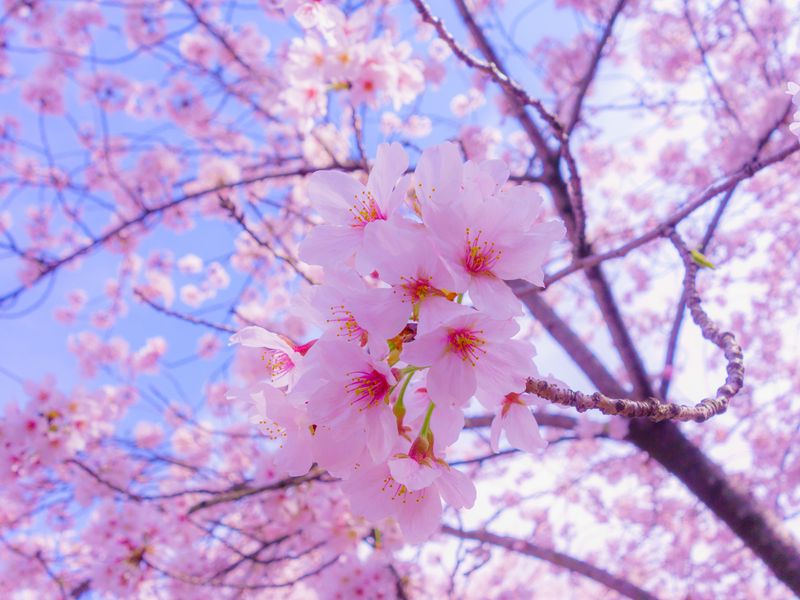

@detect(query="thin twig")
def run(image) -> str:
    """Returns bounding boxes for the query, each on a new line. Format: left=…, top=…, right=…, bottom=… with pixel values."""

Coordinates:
left=134, top=289, right=236, bottom=333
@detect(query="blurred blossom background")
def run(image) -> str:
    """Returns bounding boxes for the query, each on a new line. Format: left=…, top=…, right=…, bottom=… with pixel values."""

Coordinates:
left=1, top=0, right=799, bottom=598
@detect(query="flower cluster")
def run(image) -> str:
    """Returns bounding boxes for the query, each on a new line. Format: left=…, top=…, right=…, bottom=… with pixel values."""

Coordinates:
left=283, top=5, right=424, bottom=123
left=231, top=142, right=564, bottom=543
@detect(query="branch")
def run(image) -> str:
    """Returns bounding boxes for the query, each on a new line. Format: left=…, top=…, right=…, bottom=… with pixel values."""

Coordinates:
left=444, top=0, right=588, bottom=253
left=518, top=228, right=743, bottom=423
left=410, top=0, right=554, bottom=157
left=565, top=0, right=628, bottom=134
left=0, top=165, right=339, bottom=309
left=544, top=141, right=800, bottom=286
left=660, top=102, right=793, bottom=398
left=659, top=187, right=735, bottom=399
left=218, top=194, right=316, bottom=285
left=464, top=411, right=577, bottom=430
left=187, top=470, right=324, bottom=515
left=682, top=0, right=741, bottom=126
left=142, top=553, right=340, bottom=591
left=134, top=289, right=236, bottom=334
left=441, top=526, right=659, bottom=600
left=512, top=285, right=800, bottom=594
left=423, top=0, right=649, bottom=394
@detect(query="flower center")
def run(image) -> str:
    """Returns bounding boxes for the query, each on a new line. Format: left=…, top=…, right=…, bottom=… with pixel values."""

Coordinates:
left=447, top=327, right=486, bottom=366
left=399, top=275, right=439, bottom=304
left=328, top=304, right=367, bottom=344
left=258, top=418, right=288, bottom=446
left=261, top=350, right=294, bottom=380
left=501, top=392, right=525, bottom=417
left=345, top=369, right=390, bottom=409
left=349, top=190, right=385, bottom=228
left=380, top=474, right=426, bottom=504
left=463, top=228, right=502, bottom=274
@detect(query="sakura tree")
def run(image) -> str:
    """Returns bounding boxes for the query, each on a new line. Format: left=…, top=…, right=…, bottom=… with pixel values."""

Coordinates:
left=1, top=0, right=799, bottom=598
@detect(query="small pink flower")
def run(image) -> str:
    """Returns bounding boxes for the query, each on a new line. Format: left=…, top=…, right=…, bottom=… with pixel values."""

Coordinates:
left=305, top=268, right=408, bottom=359
left=132, top=421, right=164, bottom=450
left=343, top=455, right=475, bottom=544
left=300, top=142, right=410, bottom=274
left=247, top=383, right=313, bottom=477
left=402, top=302, right=533, bottom=407
left=229, top=326, right=306, bottom=389
left=416, top=143, right=565, bottom=317
left=294, top=340, right=397, bottom=465
left=360, top=221, right=457, bottom=334
left=490, top=393, right=547, bottom=454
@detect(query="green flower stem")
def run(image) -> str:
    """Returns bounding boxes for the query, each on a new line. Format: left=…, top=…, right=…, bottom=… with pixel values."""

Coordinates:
left=394, top=366, right=420, bottom=413
left=419, top=401, right=436, bottom=437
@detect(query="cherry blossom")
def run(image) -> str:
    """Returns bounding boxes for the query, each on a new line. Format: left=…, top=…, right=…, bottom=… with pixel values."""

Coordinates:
left=1, top=1, right=799, bottom=598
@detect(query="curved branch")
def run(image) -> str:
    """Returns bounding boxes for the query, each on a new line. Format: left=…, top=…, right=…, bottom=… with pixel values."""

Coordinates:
left=512, top=290, right=800, bottom=595
left=518, top=228, right=744, bottom=423
left=441, top=525, right=659, bottom=600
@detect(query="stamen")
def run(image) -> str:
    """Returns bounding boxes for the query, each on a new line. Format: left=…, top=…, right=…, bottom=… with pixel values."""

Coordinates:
left=463, top=227, right=502, bottom=274
left=380, top=474, right=424, bottom=505
left=345, top=369, right=390, bottom=409
left=258, top=418, right=288, bottom=448
left=328, top=304, right=367, bottom=344
left=398, top=275, right=440, bottom=304
left=348, top=190, right=385, bottom=228
left=447, top=327, right=486, bottom=366
left=261, top=349, right=294, bottom=380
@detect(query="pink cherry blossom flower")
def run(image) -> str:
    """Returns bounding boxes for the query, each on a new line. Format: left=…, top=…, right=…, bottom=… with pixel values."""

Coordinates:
left=424, top=181, right=564, bottom=317
left=361, top=221, right=458, bottom=334
left=294, top=340, right=397, bottom=465
left=133, top=422, right=164, bottom=449
left=196, top=333, right=221, bottom=359
left=177, top=253, right=203, bottom=274
left=490, top=393, right=548, bottom=454
left=402, top=302, right=534, bottom=407
left=229, top=326, right=306, bottom=389
left=130, top=337, right=167, bottom=375
left=301, top=268, right=408, bottom=359
left=300, top=142, right=410, bottom=274
left=248, top=383, right=313, bottom=477
left=343, top=454, right=475, bottom=544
